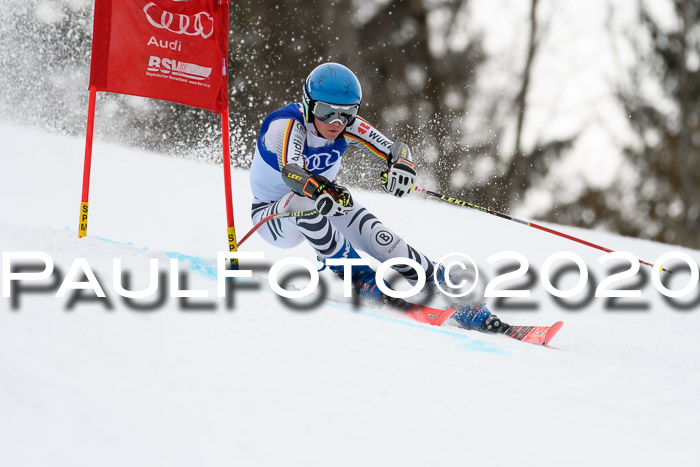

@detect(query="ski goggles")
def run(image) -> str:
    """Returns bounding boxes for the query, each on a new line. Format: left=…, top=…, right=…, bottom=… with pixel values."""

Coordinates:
left=312, top=101, right=359, bottom=125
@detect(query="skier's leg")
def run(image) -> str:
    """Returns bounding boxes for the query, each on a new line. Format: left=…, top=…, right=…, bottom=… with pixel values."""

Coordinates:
left=274, top=194, right=350, bottom=258
left=252, top=194, right=375, bottom=280
left=252, top=196, right=482, bottom=308
left=329, top=201, right=505, bottom=327
left=329, top=200, right=438, bottom=285
left=261, top=195, right=395, bottom=301
left=251, top=194, right=306, bottom=249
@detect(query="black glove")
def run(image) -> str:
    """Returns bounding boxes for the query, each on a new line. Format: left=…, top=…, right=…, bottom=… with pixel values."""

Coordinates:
left=314, top=181, right=354, bottom=216
left=282, top=164, right=354, bottom=216
left=381, top=141, right=416, bottom=198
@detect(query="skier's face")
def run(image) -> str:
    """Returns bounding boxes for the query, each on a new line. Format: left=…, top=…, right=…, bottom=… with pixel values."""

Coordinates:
left=315, top=119, right=346, bottom=139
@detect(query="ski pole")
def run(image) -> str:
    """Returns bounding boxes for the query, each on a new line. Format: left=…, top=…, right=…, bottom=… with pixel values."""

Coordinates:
left=237, top=209, right=318, bottom=247
left=412, top=186, right=668, bottom=272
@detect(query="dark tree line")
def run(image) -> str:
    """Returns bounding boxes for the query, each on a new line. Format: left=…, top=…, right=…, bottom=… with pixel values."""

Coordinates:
left=619, top=0, right=700, bottom=248
left=227, top=0, right=570, bottom=213
left=2, top=0, right=699, bottom=248
left=541, top=0, right=700, bottom=248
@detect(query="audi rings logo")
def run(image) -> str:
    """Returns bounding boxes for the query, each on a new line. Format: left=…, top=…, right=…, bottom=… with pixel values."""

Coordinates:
left=143, top=2, right=214, bottom=39
left=305, top=150, right=341, bottom=172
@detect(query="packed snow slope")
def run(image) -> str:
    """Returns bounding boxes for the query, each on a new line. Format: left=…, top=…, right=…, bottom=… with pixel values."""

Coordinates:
left=1, top=124, right=699, bottom=467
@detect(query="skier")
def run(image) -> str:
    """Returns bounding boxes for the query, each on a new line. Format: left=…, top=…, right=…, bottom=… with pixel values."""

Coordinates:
left=249, top=62, right=502, bottom=332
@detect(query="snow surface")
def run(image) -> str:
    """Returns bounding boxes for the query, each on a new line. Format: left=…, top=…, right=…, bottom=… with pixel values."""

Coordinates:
left=1, top=124, right=700, bottom=467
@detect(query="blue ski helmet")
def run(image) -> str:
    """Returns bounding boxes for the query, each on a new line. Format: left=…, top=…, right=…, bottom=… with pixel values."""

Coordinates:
left=303, top=62, right=362, bottom=124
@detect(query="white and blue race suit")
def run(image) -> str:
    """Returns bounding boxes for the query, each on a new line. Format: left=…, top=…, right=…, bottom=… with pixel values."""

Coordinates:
left=249, top=102, right=436, bottom=283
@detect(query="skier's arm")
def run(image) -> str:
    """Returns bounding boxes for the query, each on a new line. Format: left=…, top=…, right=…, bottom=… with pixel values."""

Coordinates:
left=263, top=118, right=307, bottom=169
left=282, top=163, right=354, bottom=217
left=381, top=142, right=416, bottom=198
left=344, top=118, right=416, bottom=198
left=344, top=117, right=393, bottom=166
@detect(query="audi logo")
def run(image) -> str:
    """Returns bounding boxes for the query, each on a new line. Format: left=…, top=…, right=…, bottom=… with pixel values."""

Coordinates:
left=143, top=2, right=214, bottom=39
left=305, top=150, right=341, bottom=172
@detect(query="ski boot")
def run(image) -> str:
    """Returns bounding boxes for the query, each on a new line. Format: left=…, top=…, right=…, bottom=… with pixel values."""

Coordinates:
left=453, top=302, right=507, bottom=333
left=351, top=267, right=385, bottom=303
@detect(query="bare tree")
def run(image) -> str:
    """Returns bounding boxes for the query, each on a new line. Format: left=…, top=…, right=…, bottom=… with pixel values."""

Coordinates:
left=548, top=0, right=700, bottom=248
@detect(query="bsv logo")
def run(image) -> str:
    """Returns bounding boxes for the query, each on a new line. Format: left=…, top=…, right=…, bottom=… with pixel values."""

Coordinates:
left=143, top=2, right=214, bottom=39
left=305, top=149, right=341, bottom=172
left=147, top=56, right=212, bottom=81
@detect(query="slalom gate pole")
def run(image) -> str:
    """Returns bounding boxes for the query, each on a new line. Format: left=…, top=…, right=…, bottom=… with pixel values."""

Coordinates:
left=237, top=210, right=318, bottom=248
left=412, top=185, right=668, bottom=272
left=220, top=111, right=238, bottom=269
left=78, top=85, right=97, bottom=238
